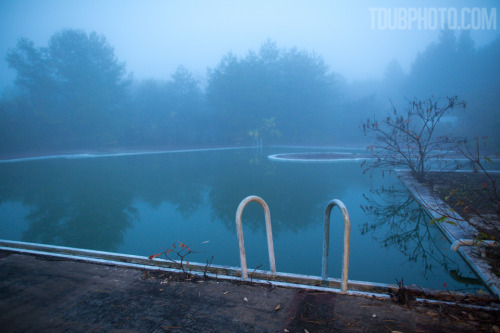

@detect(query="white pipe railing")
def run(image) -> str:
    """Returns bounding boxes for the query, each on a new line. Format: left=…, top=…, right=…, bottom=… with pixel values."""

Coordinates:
left=322, top=199, right=351, bottom=293
left=451, top=239, right=498, bottom=258
left=235, top=196, right=276, bottom=280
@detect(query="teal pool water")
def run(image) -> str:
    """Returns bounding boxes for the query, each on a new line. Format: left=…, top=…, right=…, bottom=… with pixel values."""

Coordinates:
left=0, top=147, right=486, bottom=292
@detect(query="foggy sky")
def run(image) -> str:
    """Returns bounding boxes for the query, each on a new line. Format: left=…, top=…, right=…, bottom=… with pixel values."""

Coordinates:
left=0, top=0, right=498, bottom=92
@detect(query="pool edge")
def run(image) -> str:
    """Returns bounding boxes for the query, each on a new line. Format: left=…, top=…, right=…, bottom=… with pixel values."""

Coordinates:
left=396, top=170, right=500, bottom=299
left=1, top=239, right=497, bottom=305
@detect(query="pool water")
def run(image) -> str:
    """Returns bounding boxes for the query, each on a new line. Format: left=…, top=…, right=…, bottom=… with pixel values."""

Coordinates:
left=0, top=147, right=486, bottom=292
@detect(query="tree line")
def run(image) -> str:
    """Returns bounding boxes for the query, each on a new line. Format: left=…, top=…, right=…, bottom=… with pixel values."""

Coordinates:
left=0, top=28, right=499, bottom=156
left=378, top=29, right=500, bottom=150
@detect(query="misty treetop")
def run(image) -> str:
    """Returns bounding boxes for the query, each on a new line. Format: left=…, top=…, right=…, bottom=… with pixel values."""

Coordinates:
left=7, top=29, right=129, bottom=104
left=406, top=29, right=483, bottom=97
left=366, top=29, right=500, bottom=151
left=207, top=40, right=337, bottom=144
left=4, top=29, right=130, bottom=150
left=399, top=29, right=499, bottom=149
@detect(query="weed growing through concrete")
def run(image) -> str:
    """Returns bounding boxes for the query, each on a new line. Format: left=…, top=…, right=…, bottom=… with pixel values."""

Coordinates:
left=149, top=241, right=193, bottom=274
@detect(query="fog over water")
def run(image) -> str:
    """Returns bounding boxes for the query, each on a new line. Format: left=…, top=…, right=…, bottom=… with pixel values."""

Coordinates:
left=0, top=0, right=499, bottom=151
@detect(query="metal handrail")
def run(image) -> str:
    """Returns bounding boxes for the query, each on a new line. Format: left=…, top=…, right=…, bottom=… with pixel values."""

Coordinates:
left=235, top=195, right=276, bottom=280
left=322, top=199, right=351, bottom=293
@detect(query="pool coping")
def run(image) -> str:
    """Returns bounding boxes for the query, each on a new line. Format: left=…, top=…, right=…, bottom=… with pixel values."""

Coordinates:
left=396, top=170, right=500, bottom=299
left=2, top=239, right=497, bottom=305
left=0, top=239, right=388, bottom=295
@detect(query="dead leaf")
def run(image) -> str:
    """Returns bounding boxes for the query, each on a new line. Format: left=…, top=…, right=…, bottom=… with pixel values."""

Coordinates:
left=274, top=304, right=281, bottom=311
left=426, top=311, right=439, bottom=317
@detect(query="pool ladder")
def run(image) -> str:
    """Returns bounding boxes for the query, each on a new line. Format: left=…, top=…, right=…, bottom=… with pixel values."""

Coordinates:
left=322, top=199, right=351, bottom=292
left=235, top=196, right=351, bottom=292
left=235, top=196, right=276, bottom=281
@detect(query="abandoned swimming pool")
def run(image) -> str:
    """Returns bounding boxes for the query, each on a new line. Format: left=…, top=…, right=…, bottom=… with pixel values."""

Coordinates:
left=0, top=146, right=488, bottom=293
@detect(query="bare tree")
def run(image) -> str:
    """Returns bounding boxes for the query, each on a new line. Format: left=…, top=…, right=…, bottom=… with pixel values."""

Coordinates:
left=362, top=96, right=466, bottom=182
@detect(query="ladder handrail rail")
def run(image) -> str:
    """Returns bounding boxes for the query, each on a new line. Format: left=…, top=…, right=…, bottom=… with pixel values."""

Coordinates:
left=322, top=199, right=351, bottom=293
left=235, top=195, right=276, bottom=280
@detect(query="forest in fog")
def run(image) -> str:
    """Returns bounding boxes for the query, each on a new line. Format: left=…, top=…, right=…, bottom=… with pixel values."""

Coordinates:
left=0, top=28, right=499, bottom=155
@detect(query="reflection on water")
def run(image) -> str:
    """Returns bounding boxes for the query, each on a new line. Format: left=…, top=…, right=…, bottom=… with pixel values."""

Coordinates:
left=0, top=159, right=138, bottom=251
left=0, top=147, right=485, bottom=291
left=361, top=183, right=483, bottom=289
left=361, top=185, right=450, bottom=271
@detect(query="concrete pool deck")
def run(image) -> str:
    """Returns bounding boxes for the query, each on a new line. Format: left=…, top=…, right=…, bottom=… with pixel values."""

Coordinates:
left=1, top=251, right=499, bottom=332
